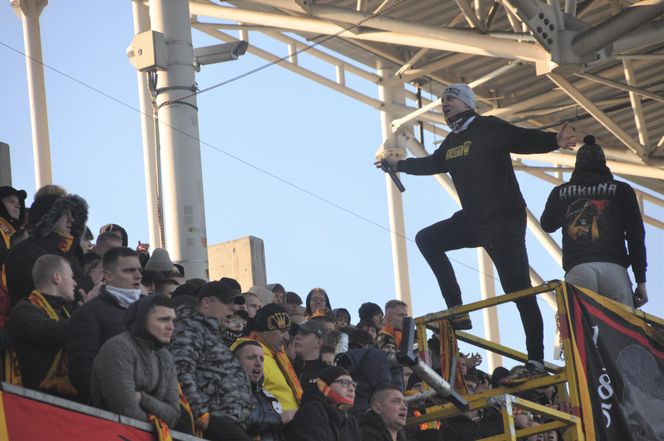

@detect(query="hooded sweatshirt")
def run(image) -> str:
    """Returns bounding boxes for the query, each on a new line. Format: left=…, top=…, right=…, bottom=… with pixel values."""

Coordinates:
left=540, top=162, right=647, bottom=282
left=91, top=294, right=180, bottom=427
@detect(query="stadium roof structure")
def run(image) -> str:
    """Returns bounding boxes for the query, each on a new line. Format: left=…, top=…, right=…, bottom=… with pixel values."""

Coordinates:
left=187, top=0, right=664, bottom=304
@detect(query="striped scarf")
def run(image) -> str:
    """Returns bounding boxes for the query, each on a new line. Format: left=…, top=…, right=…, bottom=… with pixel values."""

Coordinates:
left=251, top=333, right=303, bottom=402
left=316, top=378, right=353, bottom=411
left=27, top=291, right=77, bottom=397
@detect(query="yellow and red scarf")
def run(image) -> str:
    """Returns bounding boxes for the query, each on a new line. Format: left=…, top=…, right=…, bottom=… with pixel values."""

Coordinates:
left=27, top=291, right=76, bottom=397
left=251, top=333, right=303, bottom=402
left=316, top=378, right=353, bottom=411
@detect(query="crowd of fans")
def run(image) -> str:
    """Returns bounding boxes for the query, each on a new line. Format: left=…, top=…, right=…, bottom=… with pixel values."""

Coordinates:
left=0, top=184, right=566, bottom=441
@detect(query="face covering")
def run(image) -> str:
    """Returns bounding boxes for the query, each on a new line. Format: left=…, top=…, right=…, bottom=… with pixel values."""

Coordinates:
left=316, top=378, right=354, bottom=411
left=105, top=285, right=142, bottom=309
left=447, top=109, right=477, bottom=132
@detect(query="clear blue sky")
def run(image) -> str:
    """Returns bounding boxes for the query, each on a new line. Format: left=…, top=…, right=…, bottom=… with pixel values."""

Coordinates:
left=2, top=2, right=662, bottom=369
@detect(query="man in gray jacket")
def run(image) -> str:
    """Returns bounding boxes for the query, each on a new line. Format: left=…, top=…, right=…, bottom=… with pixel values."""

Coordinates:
left=91, top=294, right=180, bottom=427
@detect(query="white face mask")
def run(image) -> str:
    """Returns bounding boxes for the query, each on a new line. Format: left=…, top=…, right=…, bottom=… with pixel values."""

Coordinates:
left=105, top=285, right=142, bottom=308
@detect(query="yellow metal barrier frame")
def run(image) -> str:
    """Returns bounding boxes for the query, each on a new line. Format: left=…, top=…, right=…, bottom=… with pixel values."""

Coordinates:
left=407, top=280, right=635, bottom=441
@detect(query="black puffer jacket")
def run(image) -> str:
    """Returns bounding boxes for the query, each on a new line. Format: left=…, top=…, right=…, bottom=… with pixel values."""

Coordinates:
left=66, top=288, right=128, bottom=403
left=288, top=387, right=362, bottom=441
left=5, top=194, right=88, bottom=306
left=360, top=410, right=409, bottom=441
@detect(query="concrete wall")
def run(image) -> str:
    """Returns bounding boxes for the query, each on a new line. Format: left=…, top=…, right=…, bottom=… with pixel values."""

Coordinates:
left=0, top=142, right=11, bottom=186
left=208, top=235, right=267, bottom=291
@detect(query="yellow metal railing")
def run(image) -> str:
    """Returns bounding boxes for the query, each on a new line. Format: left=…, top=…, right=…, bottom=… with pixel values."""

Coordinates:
left=409, top=281, right=585, bottom=441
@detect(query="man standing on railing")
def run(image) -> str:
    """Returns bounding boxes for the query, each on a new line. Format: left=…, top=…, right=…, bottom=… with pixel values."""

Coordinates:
left=376, top=83, right=576, bottom=375
left=540, top=135, right=647, bottom=307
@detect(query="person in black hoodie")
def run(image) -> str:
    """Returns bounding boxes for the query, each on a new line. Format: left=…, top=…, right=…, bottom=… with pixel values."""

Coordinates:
left=289, top=366, right=362, bottom=441
left=376, top=83, right=576, bottom=375
left=305, top=287, right=332, bottom=318
left=540, top=135, right=647, bottom=307
left=360, top=386, right=409, bottom=441
left=5, top=193, right=88, bottom=307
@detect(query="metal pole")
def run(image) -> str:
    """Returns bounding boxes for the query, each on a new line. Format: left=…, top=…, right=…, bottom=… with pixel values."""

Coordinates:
left=149, top=0, right=209, bottom=279
left=477, top=248, right=503, bottom=371
left=131, top=0, right=162, bottom=249
left=377, top=62, right=412, bottom=310
left=11, top=0, right=52, bottom=189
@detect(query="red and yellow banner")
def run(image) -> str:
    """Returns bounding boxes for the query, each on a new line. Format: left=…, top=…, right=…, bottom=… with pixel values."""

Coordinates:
left=0, top=388, right=154, bottom=441
left=564, top=283, right=664, bottom=441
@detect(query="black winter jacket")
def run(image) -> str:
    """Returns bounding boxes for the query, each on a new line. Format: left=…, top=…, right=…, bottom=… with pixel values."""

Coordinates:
left=337, top=347, right=402, bottom=416
left=6, top=233, right=86, bottom=307
left=5, top=194, right=88, bottom=307
left=360, top=410, right=409, bottom=441
left=248, top=381, right=284, bottom=441
left=288, top=388, right=362, bottom=441
left=7, top=292, right=71, bottom=391
left=66, top=289, right=128, bottom=403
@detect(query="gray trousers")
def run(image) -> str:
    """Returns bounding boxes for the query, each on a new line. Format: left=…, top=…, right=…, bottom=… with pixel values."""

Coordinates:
left=565, top=262, right=633, bottom=306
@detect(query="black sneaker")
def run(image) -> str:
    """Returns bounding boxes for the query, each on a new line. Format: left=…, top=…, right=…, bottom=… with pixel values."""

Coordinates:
left=452, top=313, right=473, bottom=330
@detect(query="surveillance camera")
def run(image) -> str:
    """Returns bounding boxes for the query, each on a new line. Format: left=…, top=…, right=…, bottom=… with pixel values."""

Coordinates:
left=193, top=41, right=249, bottom=71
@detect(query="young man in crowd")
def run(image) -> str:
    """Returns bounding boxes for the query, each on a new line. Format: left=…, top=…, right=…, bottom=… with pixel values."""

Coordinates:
left=233, top=340, right=295, bottom=441
left=360, top=387, right=409, bottom=441
left=291, top=319, right=329, bottom=391
left=380, top=299, right=408, bottom=348
left=8, top=255, right=77, bottom=397
left=170, top=280, right=253, bottom=441
left=541, top=135, right=647, bottom=307
left=91, top=294, right=180, bottom=428
left=359, top=302, right=384, bottom=329
left=66, top=247, right=143, bottom=403
left=237, top=304, right=302, bottom=412
left=377, top=83, right=576, bottom=375
left=289, top=366, right=362, bottom=441
left=93, top=231, right=123, bottom=258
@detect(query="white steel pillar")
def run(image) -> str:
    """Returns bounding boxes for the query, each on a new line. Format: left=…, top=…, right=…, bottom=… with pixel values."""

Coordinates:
left=131, top=0, right=162, bottom=250
left=477, top=249, right=503, bottom=371
left=377, top=62, right=412, bottom=310
left=11, top=0, right=52, bottom=189
left=149, top=0, right=208, bottom=279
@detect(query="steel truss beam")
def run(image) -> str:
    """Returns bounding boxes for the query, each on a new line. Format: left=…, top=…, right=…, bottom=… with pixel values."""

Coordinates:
left=547, top=73, right=647, bottom=157
left=188, top=2, right=550, bottom=62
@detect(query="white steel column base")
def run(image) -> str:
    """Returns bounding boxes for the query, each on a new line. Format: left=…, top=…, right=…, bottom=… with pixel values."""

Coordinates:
left=477, top=248, right=502, bottom=372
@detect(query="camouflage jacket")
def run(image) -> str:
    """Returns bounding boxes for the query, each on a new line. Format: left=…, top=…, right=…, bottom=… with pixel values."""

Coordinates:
left=170, top=304, right=253, bottom=427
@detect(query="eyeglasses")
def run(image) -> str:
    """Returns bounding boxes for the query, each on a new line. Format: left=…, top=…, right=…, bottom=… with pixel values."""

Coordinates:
left=333, top=379, right=358, bottom=389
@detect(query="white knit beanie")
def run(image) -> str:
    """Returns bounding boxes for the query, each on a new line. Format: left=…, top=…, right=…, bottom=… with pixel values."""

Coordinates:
left=443, top=83, right=476, bottom=109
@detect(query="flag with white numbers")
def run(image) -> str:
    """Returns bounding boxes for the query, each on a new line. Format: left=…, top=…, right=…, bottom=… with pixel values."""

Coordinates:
left=564, top=283, right=664, bottom=441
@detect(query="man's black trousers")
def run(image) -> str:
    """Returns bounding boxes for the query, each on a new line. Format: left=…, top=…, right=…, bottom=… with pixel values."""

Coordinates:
left=415, top=210, right=544, bottom=362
